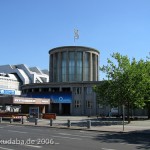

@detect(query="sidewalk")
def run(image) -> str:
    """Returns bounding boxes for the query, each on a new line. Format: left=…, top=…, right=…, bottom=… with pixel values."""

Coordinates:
left=50, top=116, right=150, bottom=130
left=1, top=116, right=150, bottom=134
left=89, top=122, right=150, bottom=133
left=54, top=118, right=150, bottom=133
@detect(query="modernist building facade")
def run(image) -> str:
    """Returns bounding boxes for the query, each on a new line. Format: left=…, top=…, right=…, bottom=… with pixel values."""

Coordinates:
left=49, top=46, right=99, bottom=82
left=21, top=46, right=111, bottom=116
left=0, top=65, right=49, bottom=114
left=0, top=64, right=49, bottom=85
left=22, top=81, right=107, bottom=116
left=1, top=46, right=147, bottom=116
left=0, top=73, right=21, bottom=96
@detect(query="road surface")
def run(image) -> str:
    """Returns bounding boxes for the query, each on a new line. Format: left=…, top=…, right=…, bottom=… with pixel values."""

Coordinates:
left=0, top=124, right=149, bottom=150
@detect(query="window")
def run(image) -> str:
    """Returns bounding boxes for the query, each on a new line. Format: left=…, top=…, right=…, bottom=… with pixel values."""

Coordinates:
left=86, top=100, right=92, bottom=108
left=74, top=100, right=81, bottom=108
left=86, top=87, right=92, bottom=94
left=53, top=53, right=59, bottom=82
left=84, top=52, right=90, bottom=81
left=62, top=52, right=67, bottom=82
left=69, top=52, right=75, bottom=81
left=73, top=87, right=81, bottom=94
left=76, top=52, right=83, bottom=81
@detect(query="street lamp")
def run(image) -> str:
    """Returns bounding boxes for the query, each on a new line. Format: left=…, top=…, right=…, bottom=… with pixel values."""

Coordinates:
left=122, top=104, right=125, bottom=132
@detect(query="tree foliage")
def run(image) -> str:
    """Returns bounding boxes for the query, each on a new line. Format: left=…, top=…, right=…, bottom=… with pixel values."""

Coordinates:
left=93, top=53, right=150, bottom=119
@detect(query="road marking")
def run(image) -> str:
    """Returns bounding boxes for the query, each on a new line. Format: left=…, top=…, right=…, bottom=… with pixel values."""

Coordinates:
left=58, top=132, right=95, bottom=138
left=7, top=130, right=27, bottom=134
left=0, top=127, right=4, bottom=128
left=12, top=126, right=24, bottom=127
left=0, top=146, right=14, bottom=150
left=58, top=133, right=71, bottom=136
left=120, top=142, right=142, bottom=147
left=80, top=131, right=85, bottom=133
left=79, top=130, right=105, bottom=135
left=29, top=128, right=43, bottom=131
left=101, top=148, right=116, bottom=150
left=6, top=125, right=15, bottom=127
left=24, top=145, right=42, bottom=148
left=55, top=142, right=60, bottom=145
left=6, top=125, right=24, bottom=128
left=52, top=135, right=82, bottom=140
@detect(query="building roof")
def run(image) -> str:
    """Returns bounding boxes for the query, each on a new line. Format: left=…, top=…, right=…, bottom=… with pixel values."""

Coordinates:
left=49, top=46, right=100, bottom=54
left=0, top=64, right=49, bottom=85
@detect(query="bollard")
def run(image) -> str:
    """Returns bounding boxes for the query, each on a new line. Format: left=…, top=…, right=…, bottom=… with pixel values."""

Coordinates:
left=50, top=119, right=53, bottom=126
left=87, top=120, right=91, bottom=129
left=21, top=116, right=24, bottom=124
left=0, top=117, right=2, bottom=123
left=10, top=118, right=13, bottom=124
left=67, top=120, right=71, bottom=127
left=35, top=118, right=38, bottom=125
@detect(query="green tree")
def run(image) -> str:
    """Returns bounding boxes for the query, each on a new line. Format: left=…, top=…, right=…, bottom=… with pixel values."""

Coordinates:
left=93, top=53, right=150, bottom=122
left=143, top=59, right=150, bottom=118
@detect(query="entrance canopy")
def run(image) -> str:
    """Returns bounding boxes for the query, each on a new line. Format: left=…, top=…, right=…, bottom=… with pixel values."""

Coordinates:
left=0, top=96, right=50, bottom=105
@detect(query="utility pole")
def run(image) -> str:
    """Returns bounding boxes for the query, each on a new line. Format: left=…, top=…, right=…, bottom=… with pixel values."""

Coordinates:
left=123, top=104, right=125, bottom=132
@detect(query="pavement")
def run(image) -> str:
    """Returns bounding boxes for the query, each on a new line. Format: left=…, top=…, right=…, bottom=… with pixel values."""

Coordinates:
left=54, top=116, right=150, bottom=133
left=1, top=116, right=150, bottom=134
left=1, top=124, right=149, bottom=150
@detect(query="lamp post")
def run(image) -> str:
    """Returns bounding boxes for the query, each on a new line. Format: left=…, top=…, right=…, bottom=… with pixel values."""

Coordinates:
left=122, top=104, right=125, bottom=132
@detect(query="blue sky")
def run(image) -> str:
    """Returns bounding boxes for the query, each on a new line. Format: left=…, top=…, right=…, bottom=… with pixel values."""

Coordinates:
left=0, top=0, right=150, bottom=80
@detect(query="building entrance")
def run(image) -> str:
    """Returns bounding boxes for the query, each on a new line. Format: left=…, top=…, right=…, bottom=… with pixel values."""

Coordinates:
left=51, top=103, right=59, bottom=114
left=62, top=103, right=70, bottom=115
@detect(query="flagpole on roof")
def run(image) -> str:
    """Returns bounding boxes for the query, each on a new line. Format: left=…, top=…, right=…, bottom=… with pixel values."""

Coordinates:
left=74, top=29, right=79, bottom=46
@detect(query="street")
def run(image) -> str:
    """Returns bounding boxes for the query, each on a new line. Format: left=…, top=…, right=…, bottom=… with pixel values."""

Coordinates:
left=0, top=124, right=149, bottom=150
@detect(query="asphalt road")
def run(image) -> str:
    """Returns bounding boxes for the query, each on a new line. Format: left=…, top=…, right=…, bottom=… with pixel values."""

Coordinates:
left=0, top=124, right=149, bottom=150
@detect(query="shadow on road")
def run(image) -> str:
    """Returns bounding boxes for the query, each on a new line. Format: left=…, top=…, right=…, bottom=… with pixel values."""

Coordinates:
left=94, top=130, right=150, bottom=149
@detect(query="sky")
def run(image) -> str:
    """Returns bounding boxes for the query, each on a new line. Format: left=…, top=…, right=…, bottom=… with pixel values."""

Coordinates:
left=0, top=0, right=150, bottom=80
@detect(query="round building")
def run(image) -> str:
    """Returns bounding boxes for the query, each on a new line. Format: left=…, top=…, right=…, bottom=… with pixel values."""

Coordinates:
left=49, top=46, right=100, bottom=82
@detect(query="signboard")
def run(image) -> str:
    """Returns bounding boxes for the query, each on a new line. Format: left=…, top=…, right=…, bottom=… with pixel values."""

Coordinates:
left=13, top=97, right=49, bottom=104
left=0, top=89, right=15, bottom=95
left=26, top=92, right=72, bottom=103
left=42, top=100, right=49, bottom=103
left=14, top=99, right=36, bottom=103
left=50, top=93, right=72, bottom=103
left=29, top=107, right=39, bottom=118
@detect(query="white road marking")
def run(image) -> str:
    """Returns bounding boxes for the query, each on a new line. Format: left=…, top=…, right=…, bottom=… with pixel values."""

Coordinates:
left=79, top=131, right=85, bottom=133
left=120, top=142, right=142, bottom=147
left=58, top=132, right=95, bottom=138
left=0, top=146, right=14, bottom=150
left=58, top=133, right=71, bottom=136
left=24, top=145, right=42, bottom=148
left=6, top=125, right=24, bottom=128
left=54, top=143, right=60, bottom=145
left=7, top=130, right=27, bottom=134
left=101, top=148, right=116, bottom=150
left=12, top=126, right=24, bottom=127
left=79, top=130, right=105, bottom=135
left=29, top=128, right=44, bottom=131
left=52, top=135, right=82, bottom=140
left=0, top=127, right=4, bottom=128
